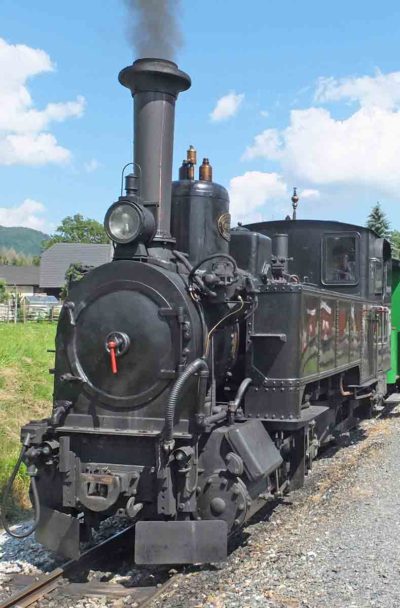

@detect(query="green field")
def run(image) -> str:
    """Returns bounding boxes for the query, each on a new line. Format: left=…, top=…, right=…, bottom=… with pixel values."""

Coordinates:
left=0, top=323, right=56, bottom=515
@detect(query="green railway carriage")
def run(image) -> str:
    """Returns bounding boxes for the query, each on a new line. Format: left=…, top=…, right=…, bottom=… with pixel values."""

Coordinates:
left=388, top=258, right=400, bottom=388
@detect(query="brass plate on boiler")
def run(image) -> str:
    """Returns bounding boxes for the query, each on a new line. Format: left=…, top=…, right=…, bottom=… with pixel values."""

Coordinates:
left=218, top=213, right=231, bottom=241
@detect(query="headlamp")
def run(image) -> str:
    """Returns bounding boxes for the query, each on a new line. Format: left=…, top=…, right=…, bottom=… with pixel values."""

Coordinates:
left=104, top=199, right=155, bottom=245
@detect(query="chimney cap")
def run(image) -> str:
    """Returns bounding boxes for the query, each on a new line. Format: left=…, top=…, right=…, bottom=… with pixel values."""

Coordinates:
left=119, top=58, right=191, bottom=98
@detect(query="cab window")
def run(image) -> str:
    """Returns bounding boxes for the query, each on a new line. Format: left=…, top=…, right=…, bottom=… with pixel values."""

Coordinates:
left=369, top=258, right=383, bottom=294
left=384, top=262, right=392, bottom=298
left=322, top=233, right=359, bottom=285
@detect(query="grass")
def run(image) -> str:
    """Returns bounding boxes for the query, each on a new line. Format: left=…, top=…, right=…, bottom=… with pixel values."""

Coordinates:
left=0, top=323, right=56, bottom=516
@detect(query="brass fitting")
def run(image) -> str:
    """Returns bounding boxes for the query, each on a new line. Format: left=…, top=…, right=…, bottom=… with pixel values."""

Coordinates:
left=179, top=160, right=188, bottom=180
left=199, top=158, right=212, bottom=182
left=187, top=145, right=197, bottom=165
left=179, top=146, right=197, bottom=180
left=187, top=163, right=195, bottom=180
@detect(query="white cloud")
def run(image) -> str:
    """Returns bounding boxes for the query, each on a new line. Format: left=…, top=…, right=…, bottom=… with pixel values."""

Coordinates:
left=241, top=70, right=400, bottom=198
left=277, top=106, right=400, bottom=192
left=84, top=158, right=100, bottom=173
left=315, top=70, right=400, bottom=110
left=0, top=133, right=72, bottom=166
left=242, top=129, right=282, bottom=161
left=0, top=37, right=85, bottom=166
left=210, top=91, right=244, bottom=122
left=229, top=171, right=288, bottom=223
left=260, top=110, right=269, bottom=118
left=300, top=188, right=320, bottom=199
left=0, top=199, right=48, bottom=230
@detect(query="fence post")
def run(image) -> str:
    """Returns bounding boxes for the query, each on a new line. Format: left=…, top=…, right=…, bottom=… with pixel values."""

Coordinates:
left=14, top=287, right=17, bottom=324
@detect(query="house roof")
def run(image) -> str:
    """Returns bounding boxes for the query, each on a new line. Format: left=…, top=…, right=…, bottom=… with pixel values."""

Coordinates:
left=0, top=265, right=40, bottom=286
left=39, top=243, right=113, bottom=288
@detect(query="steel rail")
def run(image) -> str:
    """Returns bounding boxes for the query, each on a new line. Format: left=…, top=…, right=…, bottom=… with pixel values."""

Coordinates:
left=0, top=524, right=136, bottom=608
left=139, top=574, right=179, bottom=608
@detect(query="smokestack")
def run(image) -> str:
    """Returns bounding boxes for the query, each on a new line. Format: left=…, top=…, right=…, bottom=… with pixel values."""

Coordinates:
left=119, top=58, right=191, bottom=241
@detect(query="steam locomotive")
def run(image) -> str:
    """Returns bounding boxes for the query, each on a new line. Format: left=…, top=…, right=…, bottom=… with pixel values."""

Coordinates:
left=6, top=58, right=391, bottom=564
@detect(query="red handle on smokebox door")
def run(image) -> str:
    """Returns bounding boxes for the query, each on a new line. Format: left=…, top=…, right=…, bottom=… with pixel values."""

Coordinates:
left=108, top=341, right=118, bottom=374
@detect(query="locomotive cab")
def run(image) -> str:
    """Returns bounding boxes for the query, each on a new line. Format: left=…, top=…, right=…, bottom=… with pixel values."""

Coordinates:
left=247, top=219, right=391, bottom=298
left=241, top=218, right=391, bottom=437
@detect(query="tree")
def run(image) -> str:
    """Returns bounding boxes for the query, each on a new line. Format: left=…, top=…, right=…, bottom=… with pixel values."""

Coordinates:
left=0, top=247, right=35, bottom=266
left=60, top=263, right=94, bottom=299
left=0, top=279, right=8, bottom=303
left=366, top=203, right=390, bottom=238
left=391, top=230, right=400, bottom=259
left=43, top=214, right=108, bottom=249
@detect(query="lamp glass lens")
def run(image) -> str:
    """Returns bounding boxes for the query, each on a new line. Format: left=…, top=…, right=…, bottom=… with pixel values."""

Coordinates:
left=108, top=204, right=141, bottom=242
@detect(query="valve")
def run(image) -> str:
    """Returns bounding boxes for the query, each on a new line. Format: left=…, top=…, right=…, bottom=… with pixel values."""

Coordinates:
left=105, top=331, right=131, bottom=375
left=108, top=340, right=118, bottom=374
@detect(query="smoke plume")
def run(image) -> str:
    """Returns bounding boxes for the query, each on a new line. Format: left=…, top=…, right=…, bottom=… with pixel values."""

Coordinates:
left=124, top=0, right=183, bottom=61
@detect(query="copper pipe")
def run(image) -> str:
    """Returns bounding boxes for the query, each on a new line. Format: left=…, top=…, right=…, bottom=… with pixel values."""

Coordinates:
left=339, top=375, right=352, bottom=397
left=340, top=374, right=373, bottom=400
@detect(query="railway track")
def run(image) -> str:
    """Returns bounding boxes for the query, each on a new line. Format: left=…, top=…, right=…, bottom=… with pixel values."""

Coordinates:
left=0, top=524, right=175, bottom=608
left=3, top=399, right=398, bottom=608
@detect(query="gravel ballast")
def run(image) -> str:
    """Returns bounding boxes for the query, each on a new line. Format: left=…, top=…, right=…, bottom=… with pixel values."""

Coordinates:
left=155, top=409, right=400, bottom=608
left=1, top=407, right=400, bottom=608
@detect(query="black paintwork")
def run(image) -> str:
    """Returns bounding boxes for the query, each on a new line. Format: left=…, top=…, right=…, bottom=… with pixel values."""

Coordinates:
left=171, top=179, right=230, bottom=266
left=19, top=59, right=392, bottom=566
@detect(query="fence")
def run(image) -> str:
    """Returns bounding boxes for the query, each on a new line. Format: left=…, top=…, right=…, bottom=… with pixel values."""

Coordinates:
left=0, top=301, right=60, bottom=323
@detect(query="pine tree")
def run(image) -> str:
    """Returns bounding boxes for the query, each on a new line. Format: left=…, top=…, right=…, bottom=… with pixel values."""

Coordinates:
left=366, top=202, right=390, bottom=238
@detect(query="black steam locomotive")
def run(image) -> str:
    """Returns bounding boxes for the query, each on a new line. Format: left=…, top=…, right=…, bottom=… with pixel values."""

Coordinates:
left=7, top=58, right=391, bottom=564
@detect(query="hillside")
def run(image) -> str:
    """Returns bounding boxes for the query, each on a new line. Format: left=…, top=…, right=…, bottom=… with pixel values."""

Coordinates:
left=0, top=226, right=48, bottom=256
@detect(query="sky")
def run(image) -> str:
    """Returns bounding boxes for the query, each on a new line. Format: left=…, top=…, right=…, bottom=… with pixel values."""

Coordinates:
left=1, top=0, right=400, bottom=234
